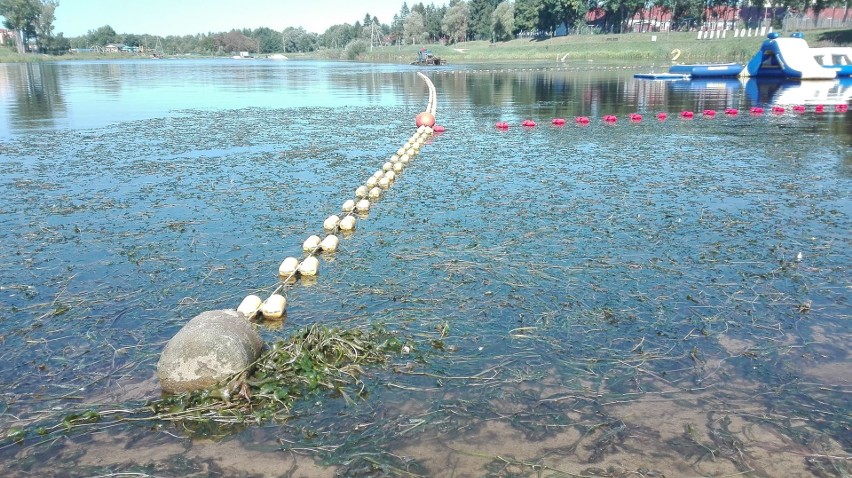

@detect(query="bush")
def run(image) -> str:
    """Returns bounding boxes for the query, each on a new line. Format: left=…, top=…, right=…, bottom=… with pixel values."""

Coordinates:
left=342, top=39, right=368, bottom=60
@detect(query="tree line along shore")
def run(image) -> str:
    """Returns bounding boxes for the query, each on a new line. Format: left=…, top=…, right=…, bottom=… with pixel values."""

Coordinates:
left=1, top=28, right=849, bottom=65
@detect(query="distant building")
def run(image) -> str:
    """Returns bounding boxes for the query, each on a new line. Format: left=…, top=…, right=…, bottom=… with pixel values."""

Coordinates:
left=103, top=43, right=141, bottom=53
left=0, top=29, right=13, bottom=45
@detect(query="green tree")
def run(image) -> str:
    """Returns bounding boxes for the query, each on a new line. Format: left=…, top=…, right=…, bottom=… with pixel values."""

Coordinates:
left=320, top=23, right=357, bottom=49
left=424, top=4, right=446, bottom=41
left=514, top=0, right=542, bottom=33
left=121, top=33, right=141, bottom=47
left=602, top=0, right=647, bottom=33
left=33, top=0, right=57, bottom=53
left=0, top=0, right=41, bottom=53
left=222, top=29, right=255, bottom=53
left=87, top=24, right=117, bottom=46
left=468, top=0, right=497, bottom=39
left=252, top=26, right=283, bottom=53
left=391, top=2, right=410, bottom=43
left=342, top=38, right=367, bottom=59
left=491, top=0, right=514, bottom=41
left=404, top=10, right=426, bottom=44
left=282, top=26, right=317, bottom=52
left=442, top=1, right=469, bottom=42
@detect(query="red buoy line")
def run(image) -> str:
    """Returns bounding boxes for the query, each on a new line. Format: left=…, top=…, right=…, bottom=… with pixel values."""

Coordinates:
left=495, top=104, right=848, bottom=130
left=235, top=73, right=440, bottom=321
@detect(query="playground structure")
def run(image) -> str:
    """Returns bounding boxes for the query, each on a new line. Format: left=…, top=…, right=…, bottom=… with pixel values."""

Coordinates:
left=746, top=32, right=852, bottom=79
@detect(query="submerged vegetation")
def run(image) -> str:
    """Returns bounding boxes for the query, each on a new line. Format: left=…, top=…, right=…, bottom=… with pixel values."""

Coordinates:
left=0, top=65, right=849, bottom=474
left=2, top=323, right=431, bottom=445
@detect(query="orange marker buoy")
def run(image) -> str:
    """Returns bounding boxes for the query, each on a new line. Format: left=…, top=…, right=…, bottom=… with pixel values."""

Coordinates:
left=416, top=112, right=436, bottom=127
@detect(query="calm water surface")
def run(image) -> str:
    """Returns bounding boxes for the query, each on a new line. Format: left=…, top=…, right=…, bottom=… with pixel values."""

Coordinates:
left=0, top=59, right=850, bottom=477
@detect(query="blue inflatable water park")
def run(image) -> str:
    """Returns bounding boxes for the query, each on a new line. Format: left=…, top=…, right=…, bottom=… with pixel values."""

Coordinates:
left=635, top=32, right=852, bottom=81
left=746, top=32, right=852, bottom=79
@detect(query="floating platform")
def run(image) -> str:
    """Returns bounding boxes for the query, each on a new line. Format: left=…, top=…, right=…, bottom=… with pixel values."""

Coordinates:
left=669, top=63, right=744, bottom=78
left=634, top=73, right=690, bottom=80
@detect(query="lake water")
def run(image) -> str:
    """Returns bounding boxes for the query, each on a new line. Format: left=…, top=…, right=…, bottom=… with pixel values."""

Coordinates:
left=0, top=58, right=850, bottom=477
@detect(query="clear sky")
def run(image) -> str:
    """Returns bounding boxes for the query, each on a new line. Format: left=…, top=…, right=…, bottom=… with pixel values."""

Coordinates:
left=51, top=0, right=410, bottom=37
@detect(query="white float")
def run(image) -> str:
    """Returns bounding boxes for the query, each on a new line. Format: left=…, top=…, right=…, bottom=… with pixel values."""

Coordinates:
left=393, top=162, right=403, bottom=173
left=323, top=215, right=340, bottom=230
left=355, top=185, right=369, bottom=198
left=368, top=187, right=382, bottom=199
left=303, top=235, right=321, bottom=252
left=378, top=177, right=390, bottom=189
left=383, top=162, right=393, bottom=172
left=385, top=170, right=396, bottom=182
left=366, top=177, right=378, bottom=187
left=355, top=199, right=371, bottom=212
left=320, top=234, right=339, bottom=252
left=237, top=294, right=262, bottom=318
left=278, top=256, right=299, bottom=276
left=339, top=215, right=356, bottom=230
left=261, top=294, right=287, bottom=319
left=342, top=199, right=355, bottom=212
left=298, top=256, right=319, bottom=276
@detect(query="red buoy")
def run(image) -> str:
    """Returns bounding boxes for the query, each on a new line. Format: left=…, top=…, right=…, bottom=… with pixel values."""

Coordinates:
left=793, top=105, right=806, bottom=113
left=433, top=124, right=445, bottom=133
left=681, top=111, right=694, bottom=119
left=815, top=105, right=825, bottom=113
left=629, top=113, right=642, bottom=122
left=575, top=116, right=590, bottom=125
left=836, top=104, right=849, bottom=112
left=750, top=106, right=764, bottom=115
left=724, top=108, right=738, bottom=116
left=495, top=121, right=509, bottom=129
left=603, top=115, right=617, bottom=123
left=771, top=106, right=785, bottom=114
left=522, top=119, right=537, bottom=127
left=703, top=109, right=716, bottom=118
left=656, top=112, right=668, bottom=121
left=416, top=112, right=436, bottom=127
left=551, top=118, right=566, bottom=126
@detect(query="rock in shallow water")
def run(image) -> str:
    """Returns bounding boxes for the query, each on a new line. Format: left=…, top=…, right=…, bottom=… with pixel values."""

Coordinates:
left=157, top=309, right=263, bottom=394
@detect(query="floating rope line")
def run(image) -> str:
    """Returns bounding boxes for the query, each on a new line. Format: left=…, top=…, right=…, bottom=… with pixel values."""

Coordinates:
left=236, top=73, right=439, bottom=322
left=496, top=104, right=849, bottom=130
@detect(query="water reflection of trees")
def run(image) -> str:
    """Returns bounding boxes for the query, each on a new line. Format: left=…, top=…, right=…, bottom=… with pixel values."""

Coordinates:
left=7, top=63, right=66, bottom=131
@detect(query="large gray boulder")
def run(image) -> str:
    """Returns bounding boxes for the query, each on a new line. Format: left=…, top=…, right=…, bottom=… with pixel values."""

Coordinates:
left=157, top=309, right=263, bottom=394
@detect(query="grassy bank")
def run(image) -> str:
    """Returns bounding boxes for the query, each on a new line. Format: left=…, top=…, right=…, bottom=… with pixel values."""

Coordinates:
left=355, top=28, right=852, bottom=65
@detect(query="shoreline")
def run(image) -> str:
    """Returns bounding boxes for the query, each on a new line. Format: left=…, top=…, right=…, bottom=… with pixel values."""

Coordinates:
left=1, top=28, right=848, bottom=65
